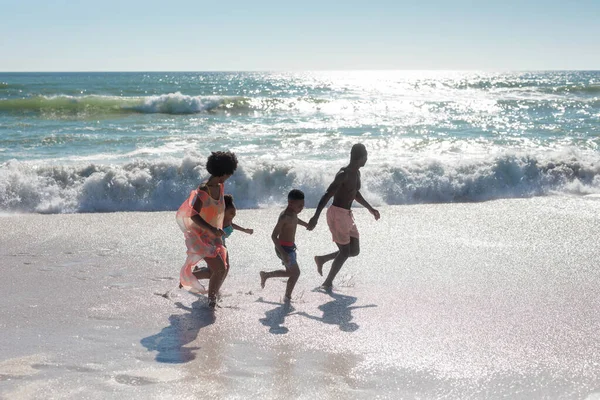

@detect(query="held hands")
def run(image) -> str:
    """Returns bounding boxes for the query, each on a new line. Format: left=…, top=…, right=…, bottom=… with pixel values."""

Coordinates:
left=370, top=208, right=381, bottom=221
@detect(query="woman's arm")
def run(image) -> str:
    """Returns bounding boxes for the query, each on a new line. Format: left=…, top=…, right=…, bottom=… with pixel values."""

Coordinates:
left=190, top=189, right=224, bottom=236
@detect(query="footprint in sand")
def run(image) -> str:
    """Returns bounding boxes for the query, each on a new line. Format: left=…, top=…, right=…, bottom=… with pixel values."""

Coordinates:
left=0, top=354, right=46, bottom=379
left=149, top=276, right=175, bottom=282
left=31, top=363, right=98, bottom=373
left=114, top=374, right=157, bottom=386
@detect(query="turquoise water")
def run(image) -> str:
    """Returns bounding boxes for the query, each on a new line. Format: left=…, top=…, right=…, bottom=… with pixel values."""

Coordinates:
left=1, top=71, right=599, bottom=212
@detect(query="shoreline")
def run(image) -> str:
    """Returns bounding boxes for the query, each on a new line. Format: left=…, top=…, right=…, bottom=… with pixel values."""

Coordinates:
left=2, top=196, right=600, bottom=398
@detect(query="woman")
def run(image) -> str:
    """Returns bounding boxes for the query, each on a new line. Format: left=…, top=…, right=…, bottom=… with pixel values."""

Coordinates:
left=176, top=151, right=238, bottom=308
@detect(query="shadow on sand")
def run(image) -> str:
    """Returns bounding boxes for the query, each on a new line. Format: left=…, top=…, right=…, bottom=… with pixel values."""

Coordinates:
left=297, top=288, right=377, bottom=332
left=141, top=298, right=215, bottom=363
left=257, top=297, right=295, bottom=335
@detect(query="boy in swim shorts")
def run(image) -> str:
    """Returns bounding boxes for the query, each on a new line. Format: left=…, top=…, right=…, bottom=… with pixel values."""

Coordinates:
left=260, top=189, right=308, bottom=302
left=307, top=143, right=380, bottom=289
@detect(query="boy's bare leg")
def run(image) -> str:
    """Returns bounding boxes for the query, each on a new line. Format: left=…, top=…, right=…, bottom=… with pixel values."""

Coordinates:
left=284, top=264, right=301, bottom=300
left=259, top=264, right=300, bottom=300
left=314, top=252, right=338, bottom=276
left=260, top=270, right=289, bottom=285
left=260, top=269, right=294, bottom=292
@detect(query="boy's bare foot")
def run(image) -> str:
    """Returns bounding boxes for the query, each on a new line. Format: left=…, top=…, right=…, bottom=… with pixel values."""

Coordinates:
left=260, top=271, right=267, bottom=289
left=179, top=283, right=183, bottom=289
left=284, top=295, right=292, bottom=303
left=314, top=256, right=324, bottom=276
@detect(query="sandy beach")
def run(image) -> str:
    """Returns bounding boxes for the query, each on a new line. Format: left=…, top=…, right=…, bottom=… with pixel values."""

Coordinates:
left=1, top=195, right=600, bottom=399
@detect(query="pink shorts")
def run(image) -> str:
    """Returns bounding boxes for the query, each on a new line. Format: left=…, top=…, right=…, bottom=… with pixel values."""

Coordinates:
left=326, top=205, right=359, bottom=245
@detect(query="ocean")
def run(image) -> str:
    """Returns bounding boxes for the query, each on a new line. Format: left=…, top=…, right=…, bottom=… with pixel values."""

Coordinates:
left=2, top=71, right=600, bottom=399
left=1, top=71, right=599, bottom=213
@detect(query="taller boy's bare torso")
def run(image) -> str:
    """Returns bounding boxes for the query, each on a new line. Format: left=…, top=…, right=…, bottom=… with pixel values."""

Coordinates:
left=331, top=168, right=361, bottom=210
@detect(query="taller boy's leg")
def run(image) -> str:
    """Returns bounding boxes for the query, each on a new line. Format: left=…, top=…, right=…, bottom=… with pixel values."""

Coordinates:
left=314, top=252, right=338, bottom=276
left=318, top=206, right=360, bottom=279
left=322, top=237, right=359, bottom=288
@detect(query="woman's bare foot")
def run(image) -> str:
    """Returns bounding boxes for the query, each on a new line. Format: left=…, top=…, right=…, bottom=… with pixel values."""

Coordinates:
left=314, top=256, right=325, bottom=276
left=260, top=271, right=267, bottom=289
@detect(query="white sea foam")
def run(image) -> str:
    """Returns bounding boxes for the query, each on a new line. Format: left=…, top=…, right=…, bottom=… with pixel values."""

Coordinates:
left=1, top=150, right=599, bottom=213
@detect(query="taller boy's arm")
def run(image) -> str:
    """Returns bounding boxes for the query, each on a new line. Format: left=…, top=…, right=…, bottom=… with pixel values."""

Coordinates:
left=355, top=191, right=380, bottom=220
left=307, top=171, right=347, bottom=230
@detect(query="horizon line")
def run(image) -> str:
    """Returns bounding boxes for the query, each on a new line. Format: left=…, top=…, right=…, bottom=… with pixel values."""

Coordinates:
left=1, top=68, right=600, bottom=74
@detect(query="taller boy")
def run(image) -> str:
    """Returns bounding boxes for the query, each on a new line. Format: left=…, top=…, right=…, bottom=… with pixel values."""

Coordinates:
left=307, top=143, right=380, bottom=289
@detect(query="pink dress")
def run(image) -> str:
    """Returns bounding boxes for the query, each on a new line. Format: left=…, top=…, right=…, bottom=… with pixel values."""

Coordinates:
left=176, top=183, right=227, bottom=294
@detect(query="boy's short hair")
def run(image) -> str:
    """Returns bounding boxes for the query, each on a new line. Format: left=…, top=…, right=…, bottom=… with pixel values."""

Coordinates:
left=288, top=189, right=305, bottom=201
left=350, top=143, right=367, bottom=161
left=224, top=194, right=234, bottom=209
left=206, top=151, right=238, bottom=177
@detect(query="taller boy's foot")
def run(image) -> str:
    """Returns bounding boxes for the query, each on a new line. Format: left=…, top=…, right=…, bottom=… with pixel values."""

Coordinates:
left=260, top=271, right=267, bottom=289
left=314, top=256, right=325, bottom=276
left=320, top=282, right=333, bottom=293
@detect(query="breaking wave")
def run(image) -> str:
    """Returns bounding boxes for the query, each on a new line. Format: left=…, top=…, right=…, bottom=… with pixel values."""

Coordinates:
left=0, top=93, right=330, bottom=118
left=1, top=153, right=599, bottom=213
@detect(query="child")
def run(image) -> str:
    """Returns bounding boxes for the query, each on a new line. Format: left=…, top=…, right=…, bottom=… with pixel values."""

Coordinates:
left=222, top=194, right=254, bottom=245
left=260, top=189, right=307, bottom=302
left=176, top=151, right=238, bottom=308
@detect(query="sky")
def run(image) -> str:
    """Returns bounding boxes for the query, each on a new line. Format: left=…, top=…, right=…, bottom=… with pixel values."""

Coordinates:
left=1, top=0, right=599, bottom=71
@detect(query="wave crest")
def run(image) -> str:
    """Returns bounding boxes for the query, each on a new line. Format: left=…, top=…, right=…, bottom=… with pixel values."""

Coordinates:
left=1, top=153, right=599, bottom=213
left=0, top=92, right=333, bottom=118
